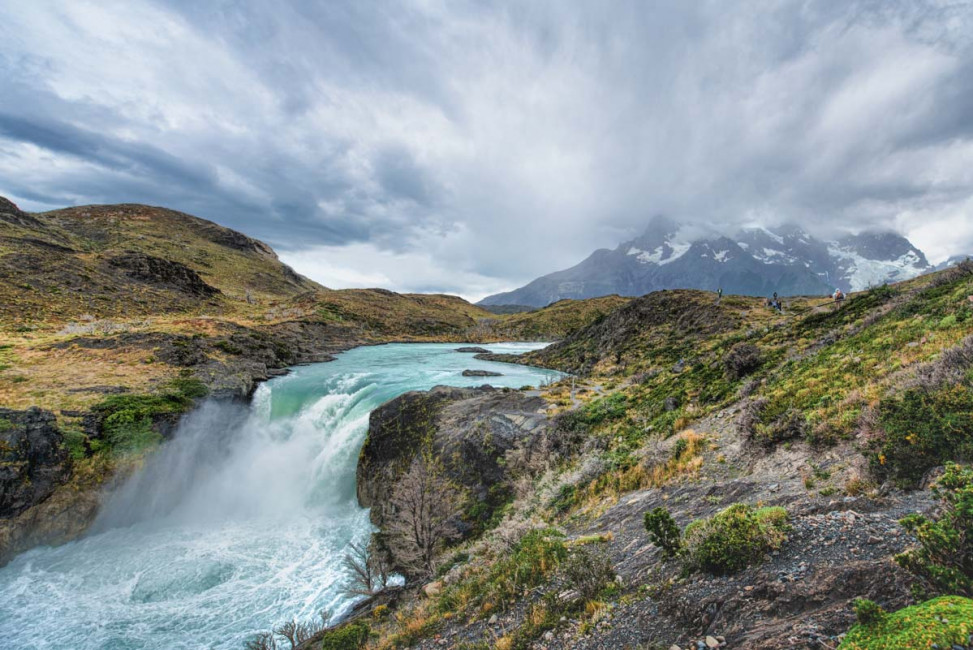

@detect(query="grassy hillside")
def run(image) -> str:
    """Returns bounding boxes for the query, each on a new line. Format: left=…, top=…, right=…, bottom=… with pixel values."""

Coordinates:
left=480, top=295, right=631, bottom=341
left=346, top=263, right=973, bottom=649
left=0, top=197, right=617, bottom=414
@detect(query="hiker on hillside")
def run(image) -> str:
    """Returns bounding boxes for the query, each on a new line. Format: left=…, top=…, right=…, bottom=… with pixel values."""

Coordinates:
left=716, top=287, right=723, bottom=304
left=833, top=288, right=845, bottom=303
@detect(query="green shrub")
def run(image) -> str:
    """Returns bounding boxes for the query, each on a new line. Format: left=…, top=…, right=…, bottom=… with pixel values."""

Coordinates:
left=872, top=386, right=973, bottom=486
left=578, top=393, right=628, bottom=427
left=853, top=598, right=887, bottom=626
left=62, top=428, right=88, bottom=461
left=895, top=463, right=973, bottom=597
left=739, top=399, right=807, bottom=448
left=684, top=504, right=789, bottom=575
left=168, top=377, right=209, bottom=399
left=319, top=621, right=369, bottom=650
left=839, top=596, right=973, bottom=650
left=483, top=529, right=567, bottom=609
left=644, top=507, right=683, bottom=557
left=213, top=340, right=243, bottom=355
left=672, top=438, right=688, bottom=460
left=91, top=378, right=207, bottom=455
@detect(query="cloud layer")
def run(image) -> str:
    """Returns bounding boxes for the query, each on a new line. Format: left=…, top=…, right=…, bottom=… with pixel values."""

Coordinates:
left=1, top=1, right=972, bottom=299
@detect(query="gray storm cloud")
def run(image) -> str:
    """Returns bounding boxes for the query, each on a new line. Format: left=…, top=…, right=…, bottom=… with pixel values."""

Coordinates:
left=0, top=0, right=971, bottom=299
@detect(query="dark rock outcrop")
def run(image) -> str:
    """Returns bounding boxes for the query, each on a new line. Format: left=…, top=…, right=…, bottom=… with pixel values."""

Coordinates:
left=107, top=251, right=220, bottom=297
left=456, top=346, right=490, bottom=353
left=0, top=408, right=70, bottom=519
left=0, top=485, right=100, bottom=567
left=462, top=369, right=503, bottom=377
left=0, top=196, right=45, bottom=230
left=357, top=386, right=550, bottom=532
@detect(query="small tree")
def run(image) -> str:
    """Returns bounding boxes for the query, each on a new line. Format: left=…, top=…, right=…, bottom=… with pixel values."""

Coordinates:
left=342, top=538, right=392, bottom=597
left=644, top=507, right=683, bottom=557
left=896, top=463, right=973, bottom=597
left=387, top=454, right=463, bottom=577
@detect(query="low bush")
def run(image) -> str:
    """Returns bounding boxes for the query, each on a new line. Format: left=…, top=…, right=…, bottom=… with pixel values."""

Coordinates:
left=853, top=598, right=887, bottom=626
left=840, top=596, right=973, bottom=650
left=723, top=342, right=763, bottom=380
left=482, top=528, right=568, bottom=610
left=644, top=507, right=682, bottom=557
left=319, top=621, right=370, bottom=650
left=684, top=504, right=789, bottom=575
left=871, top=385, right=973, bottom=486
left=896, top=463, right=973, bottom=597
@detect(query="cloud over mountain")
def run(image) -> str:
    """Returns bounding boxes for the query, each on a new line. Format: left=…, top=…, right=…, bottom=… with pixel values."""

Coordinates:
left=1, top=1, right=972, bottom=299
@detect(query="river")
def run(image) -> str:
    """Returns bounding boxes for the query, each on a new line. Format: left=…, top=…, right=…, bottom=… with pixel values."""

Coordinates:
left=0, top=342, right=561, bottom=649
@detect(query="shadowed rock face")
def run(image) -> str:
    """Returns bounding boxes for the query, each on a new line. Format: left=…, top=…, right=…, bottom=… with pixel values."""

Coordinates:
left=0, top=408, right=70, bottom=519
left=357, top=386, right=550, bottom=532
left=107, top=251, right=221, bottom=297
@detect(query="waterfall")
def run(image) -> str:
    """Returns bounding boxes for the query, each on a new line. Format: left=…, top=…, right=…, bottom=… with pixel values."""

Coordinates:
left=0, top=343, right=559, bottom=649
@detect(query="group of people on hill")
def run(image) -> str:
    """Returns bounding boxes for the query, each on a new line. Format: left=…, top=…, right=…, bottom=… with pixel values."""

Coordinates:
left=767, top=292, right=783, bottom=311
left=715, top=287, right=847, bottom=312
left=751, top=288, right=845, bottom=313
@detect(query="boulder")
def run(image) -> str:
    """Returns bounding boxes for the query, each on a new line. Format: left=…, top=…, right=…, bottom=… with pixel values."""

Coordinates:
left=455, top=347, right=491, bottom=354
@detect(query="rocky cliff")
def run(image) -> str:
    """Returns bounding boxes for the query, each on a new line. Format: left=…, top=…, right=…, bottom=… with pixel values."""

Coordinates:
left=357, top=386, right=552, bottom=536
left=0, top=408, right=70, bottom=519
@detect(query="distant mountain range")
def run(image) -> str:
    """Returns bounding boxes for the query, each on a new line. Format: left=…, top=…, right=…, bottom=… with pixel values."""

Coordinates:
left=480, top=216, right=970, bottom=308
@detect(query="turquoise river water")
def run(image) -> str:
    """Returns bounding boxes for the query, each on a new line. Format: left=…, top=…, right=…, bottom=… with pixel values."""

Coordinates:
left=0, top=342, right=561, bottom=649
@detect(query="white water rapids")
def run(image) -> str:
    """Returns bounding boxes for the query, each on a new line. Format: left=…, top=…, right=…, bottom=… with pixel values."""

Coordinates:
left=0, top=343, right=561, bottom=649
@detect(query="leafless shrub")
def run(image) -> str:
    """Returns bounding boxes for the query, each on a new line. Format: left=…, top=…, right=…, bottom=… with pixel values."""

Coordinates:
left=930, top=258, right=973, bottom=287
left=294, top=619, right=324, bottom=645
left=738, top=397, right=768, bottom=439
left=488, top=514, right=535, bottom=553
left=387, top=455, right=463, bottom=577
left=244, top=632, right=278, bottom=650
left=896, top=335, right=973, bottom=393
left=342, top=538, right=392, bottom=597
left=562, top=546, right=616, bottom=603
left=723, top=342, right=763, bottom=380
left=273, top=620, right=299, bottom=649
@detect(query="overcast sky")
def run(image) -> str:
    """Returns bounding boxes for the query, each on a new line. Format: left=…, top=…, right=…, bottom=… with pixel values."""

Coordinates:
left=1, top=1, right=972, bottom=300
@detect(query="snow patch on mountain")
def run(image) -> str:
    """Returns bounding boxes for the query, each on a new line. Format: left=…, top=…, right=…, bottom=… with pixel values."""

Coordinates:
left=628, top=241, right=692, bottom=265
left=828, top=245, right=927, bottom=291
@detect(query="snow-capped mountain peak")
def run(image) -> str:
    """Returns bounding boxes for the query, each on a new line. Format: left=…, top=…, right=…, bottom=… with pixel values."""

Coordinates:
left=479, top=219, right=936, bottom=307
